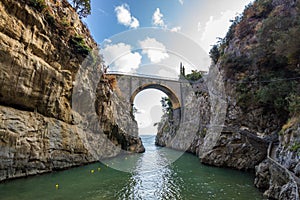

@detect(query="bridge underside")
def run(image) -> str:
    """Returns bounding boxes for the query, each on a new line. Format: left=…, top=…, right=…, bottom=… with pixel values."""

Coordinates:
left=130, top=83, right=181, bottom=110
left=130, top=83, right=182, bottom=126
left=110, top=73, right=185, bottom=125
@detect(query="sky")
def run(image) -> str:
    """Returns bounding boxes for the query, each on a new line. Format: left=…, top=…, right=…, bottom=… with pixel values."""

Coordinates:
left=82, top=0, right=253, bottom=134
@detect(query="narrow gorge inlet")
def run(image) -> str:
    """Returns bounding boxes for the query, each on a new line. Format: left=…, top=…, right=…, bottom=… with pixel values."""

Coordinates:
left=0, top=136, right=264, bottom=200
left=0, top=0, right=299, bottom=199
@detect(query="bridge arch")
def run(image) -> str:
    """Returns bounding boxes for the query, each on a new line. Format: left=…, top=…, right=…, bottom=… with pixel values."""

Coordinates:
left=130, top=83, right=182, bottom=124
left=130, top=83, right=181, bottom=110
left=108, top=73, right=186, bottom=124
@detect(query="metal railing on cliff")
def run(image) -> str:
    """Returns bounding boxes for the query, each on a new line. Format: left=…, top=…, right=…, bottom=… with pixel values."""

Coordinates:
left=267, top=142, right=300, bottom=199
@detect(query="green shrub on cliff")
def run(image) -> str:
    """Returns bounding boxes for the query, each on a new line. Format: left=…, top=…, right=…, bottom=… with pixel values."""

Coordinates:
left=290, top=143, right=300, bottom=152
left=70, top=35, right=91, bottom=55
left=185, top=70, right=203, bottom=82
left=274, top=24, right=300, bottom=66
left=256, top=80, right=296, bottom=115
left=222, top=54, right=253, bottom=78
left=211, top=0, right=300, bottom=123
left=236, top=72, right=298, bottom=116
left=288, top=94, right=300, bottom=116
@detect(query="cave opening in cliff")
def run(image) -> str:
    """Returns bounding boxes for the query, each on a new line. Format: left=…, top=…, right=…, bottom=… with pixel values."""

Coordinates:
left=132, top=89, right=168, bottom=135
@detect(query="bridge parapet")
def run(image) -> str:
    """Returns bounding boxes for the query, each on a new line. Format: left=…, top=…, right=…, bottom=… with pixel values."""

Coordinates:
left=109, top=73, right=184, bottom=109
left=108, top=72, right=208, bottom=127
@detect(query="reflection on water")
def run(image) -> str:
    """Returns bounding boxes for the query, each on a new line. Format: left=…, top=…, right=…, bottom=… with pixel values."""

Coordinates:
left=100, top=135, right=184, bottom=173
left=0, top=135, right=264, bottom=200
left=117, top=135, right=183, bottom=199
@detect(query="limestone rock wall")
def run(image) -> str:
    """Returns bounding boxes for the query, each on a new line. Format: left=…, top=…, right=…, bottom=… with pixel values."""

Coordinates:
left=156, top=0, right=300, bottom=198
left=96, top=77, right=144, bottom=153
left=0, top=0, right=93, bottom=123
left=0, top=106, right=120, bottom=181
left=254, top=144, right=300, bottom=200
left=254, top=117, right=300, bottom=199
left=0, top=0, right=143, bottom=181
left=156, top=73, right=268, bottom=170
left=276, top=118, right=300, bottom=177
left=155, top=80, right=209, bottom=152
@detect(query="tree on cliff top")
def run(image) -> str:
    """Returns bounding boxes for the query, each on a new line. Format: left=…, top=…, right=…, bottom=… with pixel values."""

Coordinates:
left=71, top=0, right=91, bottom=18
left=185, top=70, right=203, bottom=82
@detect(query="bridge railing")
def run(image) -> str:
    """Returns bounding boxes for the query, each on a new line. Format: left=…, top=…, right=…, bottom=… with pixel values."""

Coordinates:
left=107, top=70, right=181, bottom=81
left=107, top=70, right=208, bottom=83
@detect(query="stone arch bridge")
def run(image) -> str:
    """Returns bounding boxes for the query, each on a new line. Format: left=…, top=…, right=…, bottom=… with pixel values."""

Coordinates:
left=107, top=72, right=198, bottom=123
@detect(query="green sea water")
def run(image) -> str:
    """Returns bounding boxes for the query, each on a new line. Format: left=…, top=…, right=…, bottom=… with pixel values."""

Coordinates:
left=0, top=135, right=264, bottom=200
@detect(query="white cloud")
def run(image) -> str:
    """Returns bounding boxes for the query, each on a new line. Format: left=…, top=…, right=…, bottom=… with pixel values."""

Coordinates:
left=115, top=52, right=141, bottom=72
left=131, top=17, right=139, bottom=29
left=200, top=10, right=237, bottom=51
left=171, top=26, right=181, bottom=32
left=103, top=38, right=112, bottom=44
left=115, top=4, right=139, bottom=29
left=101, top=43, right=142, bottom=73
left=139, top=38, right=169, bottom=63
left=152, top=8, right=165, bottom=27
left=179, top=0, right=184, bottom=5
left=152, top=8, right=181, bottom=32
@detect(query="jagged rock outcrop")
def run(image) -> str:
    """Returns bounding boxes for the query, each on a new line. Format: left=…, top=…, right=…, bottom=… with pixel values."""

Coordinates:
left=0, top=0, right=143, bottom=181
left=155, top=80, right=206, bottom=150
left=156, top=73, right=268, bottom=170
left=199, top=129, right=268, bottom=170
left=254, top=117, right=300, bottom=199
left=202, top=0, right=300, bottom=196
left=277, top=117, right=300, bottom=177
left=254, top=125, right=300, bottom=200
left=156, top=0, right=299, bottom=198
left=96, top=76, right=145, bottom=153
left=0, top=105, right=119, bottom=180
left=255, top=158, right=300, bottom=200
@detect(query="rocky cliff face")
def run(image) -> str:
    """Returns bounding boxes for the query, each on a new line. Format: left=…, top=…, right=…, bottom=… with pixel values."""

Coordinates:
left=96, top=76, right=145, bottom=153
left=156, top=0, right=300, bottom=198
left=254, top=117, right=300, bottom=199
left=277, top=117, right=300, bottom=176
left=217, top=0, right=300, bottom=198
left=156, top=68, right=268, bottom=170
left=0, top=0, right=143, bottom=181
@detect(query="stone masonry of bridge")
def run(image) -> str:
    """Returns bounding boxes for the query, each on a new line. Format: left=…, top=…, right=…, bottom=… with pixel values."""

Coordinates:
left=108, top=72, right=212, bottom=152
left=108, top=73, right=192, bottom=124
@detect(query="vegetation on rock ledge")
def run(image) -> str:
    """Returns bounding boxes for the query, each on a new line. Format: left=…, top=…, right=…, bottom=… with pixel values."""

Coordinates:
left=70, top=35, right=91, bottom=55
left=210, top=0, right=300, bottom=126
left=185, top=70, right=203, bottom=82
